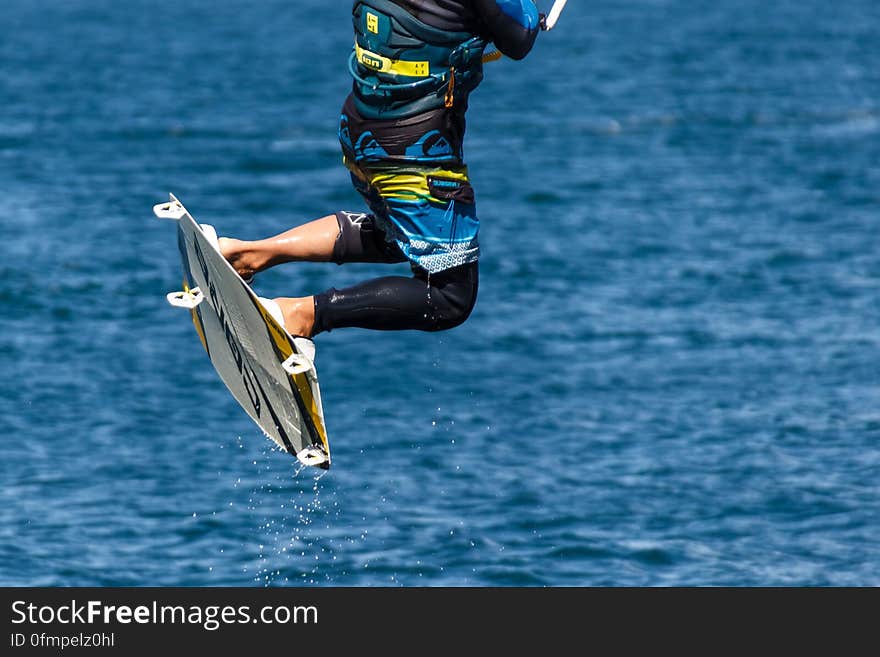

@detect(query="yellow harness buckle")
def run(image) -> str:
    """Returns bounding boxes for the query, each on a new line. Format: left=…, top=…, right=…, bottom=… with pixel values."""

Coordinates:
left=355, top=43, right=430, bottom=78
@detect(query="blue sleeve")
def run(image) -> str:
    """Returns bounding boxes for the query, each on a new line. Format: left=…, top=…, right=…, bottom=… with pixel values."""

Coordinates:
left=473, top=0, right=540, bottom=60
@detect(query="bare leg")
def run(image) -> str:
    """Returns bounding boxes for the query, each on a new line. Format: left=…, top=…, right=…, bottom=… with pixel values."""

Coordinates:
left=218, top=214, right=339, bottom=280
left=218, top=215, right=338, bottom=337
left=273, top=296, right=316, bottom=338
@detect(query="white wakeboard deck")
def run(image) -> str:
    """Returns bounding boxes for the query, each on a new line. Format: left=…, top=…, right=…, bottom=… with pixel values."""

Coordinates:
left=155, top=194, right=330, bottom=469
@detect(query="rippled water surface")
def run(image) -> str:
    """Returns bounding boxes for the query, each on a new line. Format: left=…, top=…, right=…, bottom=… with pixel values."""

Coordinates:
left=1, top=0, right=879, bottom=585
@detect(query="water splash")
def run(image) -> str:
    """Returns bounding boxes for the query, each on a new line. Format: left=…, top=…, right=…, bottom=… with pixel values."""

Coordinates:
left=241, top=445, right=343, bottom=586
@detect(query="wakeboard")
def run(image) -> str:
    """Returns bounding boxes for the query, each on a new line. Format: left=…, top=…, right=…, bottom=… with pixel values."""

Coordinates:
left=154, top=194, right=330, bottom=469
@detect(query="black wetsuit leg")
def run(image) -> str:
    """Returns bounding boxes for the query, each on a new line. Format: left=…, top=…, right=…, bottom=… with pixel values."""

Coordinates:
left=313, top=263, right=478, bottom=334
left=312, top=212, right=479, bottom=334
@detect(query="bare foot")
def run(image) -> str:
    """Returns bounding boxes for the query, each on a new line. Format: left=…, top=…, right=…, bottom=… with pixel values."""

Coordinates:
left=274, top=296, right=315, bottom=338
left=218, top=237, right=263, bottom=281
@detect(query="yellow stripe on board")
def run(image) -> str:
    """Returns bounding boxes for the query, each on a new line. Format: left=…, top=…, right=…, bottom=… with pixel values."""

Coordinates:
left=183, top=279, right=209, bottom=353
left=253, top=302, right=329, bottom=453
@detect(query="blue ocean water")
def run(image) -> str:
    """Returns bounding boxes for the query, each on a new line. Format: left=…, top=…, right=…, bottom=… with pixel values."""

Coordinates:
left=1, top=0, right=879, bottom=586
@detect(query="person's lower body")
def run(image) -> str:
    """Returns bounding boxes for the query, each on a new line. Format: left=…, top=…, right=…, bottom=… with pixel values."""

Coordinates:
left=219, top=146, right=482, bottom=338
left=314, top=211, right=478, bottom=334
left=219, top=210, right=478, bottom=338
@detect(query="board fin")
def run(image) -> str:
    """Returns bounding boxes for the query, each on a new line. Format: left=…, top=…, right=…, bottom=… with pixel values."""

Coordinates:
left=153, top=197, right=186, bottom=221
left=167, top=288, right=205, bottom=309
left=296, top=446, right=330, bottom=469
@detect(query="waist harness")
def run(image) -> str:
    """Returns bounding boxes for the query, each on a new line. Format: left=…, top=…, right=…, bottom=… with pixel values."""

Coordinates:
left=349, top=0, right=486, bottom=119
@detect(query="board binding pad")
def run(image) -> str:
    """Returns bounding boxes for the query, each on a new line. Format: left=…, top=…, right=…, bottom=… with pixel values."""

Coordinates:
left=154, top=194, right=330, bottom=469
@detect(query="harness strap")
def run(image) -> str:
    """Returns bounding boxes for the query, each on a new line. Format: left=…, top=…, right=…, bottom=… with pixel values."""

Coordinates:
left=355, top=43, right=431, bottom=78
